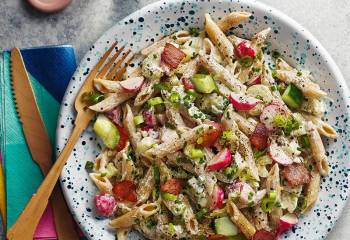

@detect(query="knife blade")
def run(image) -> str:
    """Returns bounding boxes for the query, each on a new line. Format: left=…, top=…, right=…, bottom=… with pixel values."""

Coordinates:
left=10, top=48, right=79, bottom=239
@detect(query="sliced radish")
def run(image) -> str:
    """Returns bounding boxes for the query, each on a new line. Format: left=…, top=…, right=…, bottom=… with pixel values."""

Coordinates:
left=247, top=75, right=262, bottom=86
left=268, top=141, right=293, bottom=165
left=143, top=109, right=156, bottom=127
left=276, top=213, right=298, bottom=236
left=210, top=185, right=224, bottom=209
left=120, top=76, right=144, bottom=93
left=234, top=41, right=255, bottom=58
left=229, top=93, right=262, bottom=111
left=182, top=77, right=195, bottom=90
left=260, top=104, right=286, bottom=131
left=106, top=106, right=122, bottom=126
left=207, top=148, right=232, bottom=171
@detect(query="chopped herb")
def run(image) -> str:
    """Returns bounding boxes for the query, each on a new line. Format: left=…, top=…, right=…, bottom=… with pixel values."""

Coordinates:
left=297, top=71, right=303, bottom=76
left=154, top=82, right=171, bottom=91
left=254, top=150, right=266, bottom=159
left=271, top=69, right=278, bottom=79
left=189, top=27, right=200, bottom=37
left=81, top=91, right=104, bottom=105
left=146, top=219, right=158, bottom=229
left=195, top=208, right=209, bottom=220
left=85, top=161, right=94, bottom=171
left=165, top=122, right=176, bottom=129
left=270, top=85, right=278, bottom=91
left=223, top=165, right=237, bottom=179
left=295, top=196, right=308, bottom=213
left=298, top=135, right=310, bottom=149
left=239, top=56, right=254, bottom=68
left=252, top=66, right=261, bottom=72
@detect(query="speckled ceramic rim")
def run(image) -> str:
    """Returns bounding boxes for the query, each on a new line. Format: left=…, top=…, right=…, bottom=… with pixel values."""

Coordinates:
left=57, top=0, right=350, bottom=239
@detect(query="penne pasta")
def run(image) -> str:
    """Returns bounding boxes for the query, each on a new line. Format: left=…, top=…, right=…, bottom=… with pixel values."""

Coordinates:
left=303, top=114, right=337, bottom=138
left=227, top=200, right=256, bottom=239
left=89, top=92, right=134, bottom=112
left=303, top=170, right=321, bottom=213
left=217, top=11, right=251, bottom=32
left=308, top=123, right=329, bottom=176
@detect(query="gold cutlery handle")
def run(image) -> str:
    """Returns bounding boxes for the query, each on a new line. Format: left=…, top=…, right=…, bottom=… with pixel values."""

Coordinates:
left=7, top=124, right=85, bottom=240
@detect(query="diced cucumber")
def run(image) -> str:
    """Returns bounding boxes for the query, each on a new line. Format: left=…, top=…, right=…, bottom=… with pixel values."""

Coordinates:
left=93, top=115, right=120, bottom=149
left=133, top=115, right=144, bottom=125
left=214, top=217, right=238, bottom=236
left=282, top=84, right=304, bottom=108
left=191, top=74, right=216, bottom=94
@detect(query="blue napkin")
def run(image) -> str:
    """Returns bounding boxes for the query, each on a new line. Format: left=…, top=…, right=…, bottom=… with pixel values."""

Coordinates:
left=0, top=45, right=77, bottom=236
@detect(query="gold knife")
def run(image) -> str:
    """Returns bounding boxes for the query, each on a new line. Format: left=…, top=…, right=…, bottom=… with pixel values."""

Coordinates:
left=10, top=48, right=79, bottom=239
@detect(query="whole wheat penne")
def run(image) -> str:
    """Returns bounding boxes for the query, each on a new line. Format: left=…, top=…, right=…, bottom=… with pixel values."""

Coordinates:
left=303, top=170, right=321, bottom=213
left=89, top=92, right=134, bottom=112
left=303, top=114, right=337, bottom=138
left=205, top=13, right=234, bottom=61
left=227, top=200, right=256, bottom=239
left=217, top=11, right=251, bottom=32
left=308, top=124, right=329, bottom=176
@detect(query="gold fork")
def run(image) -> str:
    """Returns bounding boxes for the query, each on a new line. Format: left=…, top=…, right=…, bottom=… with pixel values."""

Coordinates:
left=7, top=42, right=134, bottom=240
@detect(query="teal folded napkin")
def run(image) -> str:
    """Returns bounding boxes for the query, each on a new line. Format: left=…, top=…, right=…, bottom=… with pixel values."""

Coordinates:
left=0, top=46, right=78, bottom=238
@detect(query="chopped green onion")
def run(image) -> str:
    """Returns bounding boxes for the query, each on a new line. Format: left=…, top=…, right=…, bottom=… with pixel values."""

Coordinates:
left=273, top=114, right=300, bottom=136
left=195, top=208, right=209, bottom=220
left=186, top=89, right=200, bottom=98
left=161, top=192, right=177, bottom=201
left=85, top=161, right=94, bottom=171
left=100, top=172, right=107, bottom=177
left=154, top=83, right=171, bottom=91
left=296, top=196, right=308, bottom=213
left=81, top=91, right=104, bottom=105
left=270, top=85, right=278, bottom=91
left=254, top=150, right=266, bottom=159
left=190, top=148, right=204, bottom=159
left=133, top=115, right=144, bottom=126
left=224, top=166, right=237, bottom=179
left=221, top=130, right=235, bottom=141
left=271, top=69, right=278, bottom=79
left=153, top=166, right=160, bottom=185
left=238, top=56, right=254, bottom=68
left=189, top=27, right=200, bottom=37
left=261, top=190, right=278, bottom=213
left=170, top=92, right=180, bottom=103
left=147, top=97, right=163, bottom=106
left=168, top=223, right=175, bottom=235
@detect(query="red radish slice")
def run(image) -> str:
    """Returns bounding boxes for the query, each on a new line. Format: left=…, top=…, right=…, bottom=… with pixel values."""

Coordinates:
left=120, top=77, right=144, bottom=93
left=210, top=185, right=224, bottom=209
left=247, top=75, right=262, bottom=86
left=234, top=41, right=255, bottom=58
left=161, top=43, right=186, bottom=69
left=229, top=93, right=262, bottom=111
left=268, top=141, right=293, bottom=165
left=143, top=109, right=157, bottom=127
left=182, top=77, right=195, bottom=90
left=250, top=123, right=268, bottom=150
left=207, top=148, right=232, bottom=171
left=276, top=213, right=298, bottom=236
left=94, top=194, right=116, bottom=217
left=260, top=104, right=286, bottom=131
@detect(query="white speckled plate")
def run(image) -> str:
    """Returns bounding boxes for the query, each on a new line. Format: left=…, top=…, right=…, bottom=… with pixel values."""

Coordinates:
left=56, top=0, right=350, bottom=239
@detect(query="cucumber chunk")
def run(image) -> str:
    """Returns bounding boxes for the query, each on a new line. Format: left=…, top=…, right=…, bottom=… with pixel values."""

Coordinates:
left=282, top=84, right=304, bottom=108
left=93, top=115, right=120, bottom=149
left=191, top=74, right=216, bottom=93
left=214, top=216, right=238, bottom=236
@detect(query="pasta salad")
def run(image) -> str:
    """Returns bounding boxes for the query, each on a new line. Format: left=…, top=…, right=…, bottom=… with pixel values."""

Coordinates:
left=82, top=11, right=337, bottom=240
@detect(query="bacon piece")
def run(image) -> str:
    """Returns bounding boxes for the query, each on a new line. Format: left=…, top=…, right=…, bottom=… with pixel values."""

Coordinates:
left=282, top=163, right=311, bottom=187
left=161, top=43, right=186, bottom=69
left=161, top=178, right=183, bottom=195
left=250, top=123, right=268, bottom=150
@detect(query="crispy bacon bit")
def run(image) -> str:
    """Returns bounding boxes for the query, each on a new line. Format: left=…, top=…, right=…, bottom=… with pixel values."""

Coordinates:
left=282, top=163, right=311, bottom=187
left=199, top=122, right=223, bottom=147
left=161, top=43, right=186, bottom=69
left=207, top=234, right=227, bottom=240
left=234, top=41, right=255, bottom=58
left=251, top=229, right=276, bottom=240
left=250, top=123, right=268, bottom=150
left=161, top=178, right=183, bottom=195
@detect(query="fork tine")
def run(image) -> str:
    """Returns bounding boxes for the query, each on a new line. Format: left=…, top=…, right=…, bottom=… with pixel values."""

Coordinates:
left=93, top=41, right=118, bottom=74
left=96, top=45, right=125, bottom=79
left=105, top=49, right=131, bottom=80
left=112, top=54, right=135, bottom=81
